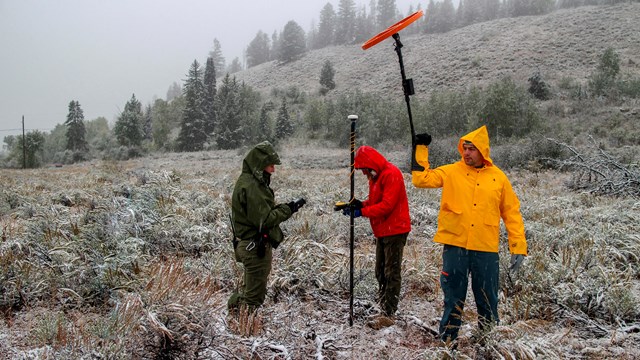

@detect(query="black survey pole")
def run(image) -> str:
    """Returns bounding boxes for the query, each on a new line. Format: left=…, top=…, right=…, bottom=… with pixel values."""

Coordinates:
left=348, top=114, right=357, bottom=326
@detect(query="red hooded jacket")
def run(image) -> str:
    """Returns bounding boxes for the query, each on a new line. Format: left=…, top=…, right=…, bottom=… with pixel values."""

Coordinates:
left=354, top=146, right=411, bottom=238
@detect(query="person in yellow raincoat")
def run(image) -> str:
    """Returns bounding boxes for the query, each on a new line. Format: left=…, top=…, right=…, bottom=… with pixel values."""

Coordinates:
left=411, top=125, right=527, bottom=346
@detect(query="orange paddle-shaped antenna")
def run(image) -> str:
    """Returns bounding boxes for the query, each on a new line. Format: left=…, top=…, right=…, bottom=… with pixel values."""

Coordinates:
left=362, top=10, right=423, bottom=50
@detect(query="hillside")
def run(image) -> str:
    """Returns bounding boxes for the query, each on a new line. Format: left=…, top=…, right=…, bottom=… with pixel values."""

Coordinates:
left=234, top=3, right=640, bottom=101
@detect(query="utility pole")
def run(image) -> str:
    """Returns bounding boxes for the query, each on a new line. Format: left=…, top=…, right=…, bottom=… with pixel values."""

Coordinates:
left=22, top=115, right=26, bottom=169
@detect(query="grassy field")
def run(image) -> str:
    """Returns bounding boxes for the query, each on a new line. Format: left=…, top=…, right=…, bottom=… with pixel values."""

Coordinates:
left=1, top=145, right=639, bottom=359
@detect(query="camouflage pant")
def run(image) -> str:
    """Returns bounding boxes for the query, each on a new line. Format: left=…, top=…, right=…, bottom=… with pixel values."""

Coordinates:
left=228, top=238, right=272, bottom=311
left=375, top=233, right=408, bottom=316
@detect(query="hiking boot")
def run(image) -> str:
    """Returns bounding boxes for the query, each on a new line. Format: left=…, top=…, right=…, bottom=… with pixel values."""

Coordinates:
left=367, top=315, right=395, bottom=330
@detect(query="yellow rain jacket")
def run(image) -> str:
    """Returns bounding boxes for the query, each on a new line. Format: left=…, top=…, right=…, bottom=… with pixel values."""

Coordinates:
left=412, top=126, right=527, bottom=255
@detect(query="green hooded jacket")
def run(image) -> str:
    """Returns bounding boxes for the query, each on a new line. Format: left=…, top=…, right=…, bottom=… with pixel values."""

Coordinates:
left=231, top=141, right=292, bottom=245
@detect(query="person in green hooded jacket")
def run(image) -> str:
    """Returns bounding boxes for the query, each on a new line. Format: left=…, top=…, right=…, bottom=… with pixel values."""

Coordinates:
left=228, top=141, right=305, bottom=312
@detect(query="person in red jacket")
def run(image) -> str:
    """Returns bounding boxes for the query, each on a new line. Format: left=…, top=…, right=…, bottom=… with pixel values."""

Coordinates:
left=338, top=145, right=411, bottom=329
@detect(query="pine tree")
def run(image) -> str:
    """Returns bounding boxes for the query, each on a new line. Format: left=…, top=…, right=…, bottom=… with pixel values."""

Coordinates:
left=353, top=5, right=374, bottom=43
left=208, top=38, right=226, bottom=76
left=166, top=82, right=182, bottom=101
left=227, top=57, right=243, bottom=74
left=275, top=97, right=293, bottom=141
left=376, top=0, right=398, bottom=28
left=319, top=60, right=336, bottom=95
left=203, top=57, right=217, bottom=138
left=237, top=82, right=262, bottom=144
left=114, top=94, right=144, bottom=147
left=271, top=31, right=280, bottom=61
left=460, top=0, right=482, bottom=26
left=482, top=0, right=501, bottom=21
left=177, top=60, right=207, bottom=151
left=216, top=73, right=242, bottom=149
left=307, top=20, right=318, bottom=52
left=64, top=100, right=88, bottom=152
left=278, top=20, right=307, bottom=63
left=424, top=0, right=436, bottom=33
left=143, top=104, right=153, bottom=141
left=315, top=3, right=336, bottom=49
left=335, top=0, right=357, bottom=45
left=304, top=99, right=325, bottom=139
left=439, top=0, right=457, bottom=33
left=404, top=5, right=420, bottom=36
left=258, top=103, right=273, bottom=142
left=246, top=31, right=271, bottom=68
left=507, top=0, right=554, bottom=17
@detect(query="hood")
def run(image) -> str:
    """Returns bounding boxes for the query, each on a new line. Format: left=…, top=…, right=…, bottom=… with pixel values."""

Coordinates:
left=354, top=146, right=388, bottom=173
left=458, top=125, right=493, bottom=167
left=242, top=141, right=281, bottom=182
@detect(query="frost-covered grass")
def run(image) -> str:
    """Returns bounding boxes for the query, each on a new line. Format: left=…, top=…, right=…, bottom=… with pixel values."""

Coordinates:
left=1, top=146, right=639, bottom=359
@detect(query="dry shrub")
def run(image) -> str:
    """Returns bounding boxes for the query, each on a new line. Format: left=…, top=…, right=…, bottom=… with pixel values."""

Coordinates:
left=227, top=305, right=264, bottom=337
left=108, top=258, right=223, bottom=359
left=2, top=147, right=640, bottom=359
left=545, top=137, right=640, bottom=198
left=502, top=176, right=640, bottom=335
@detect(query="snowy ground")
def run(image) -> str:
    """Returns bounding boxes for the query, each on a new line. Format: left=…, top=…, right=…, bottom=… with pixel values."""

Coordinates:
left=1, top=145, right=639, bottom=359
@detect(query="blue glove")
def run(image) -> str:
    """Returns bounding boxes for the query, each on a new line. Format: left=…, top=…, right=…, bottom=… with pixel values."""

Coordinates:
left=342, top=208, right=361, bottom=218
left=510, top=254, right=525, bottom=273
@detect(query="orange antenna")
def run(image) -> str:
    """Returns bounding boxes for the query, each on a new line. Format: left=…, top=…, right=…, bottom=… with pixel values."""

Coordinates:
left=362, top=10, right=423, bottom=50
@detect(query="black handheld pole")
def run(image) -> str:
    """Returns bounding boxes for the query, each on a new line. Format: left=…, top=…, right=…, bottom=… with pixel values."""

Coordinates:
left=392, top=32, right=422, bottom=171
left=348, top=114, right=357, bottom=326
left=392, top=33, right=415, bottom=141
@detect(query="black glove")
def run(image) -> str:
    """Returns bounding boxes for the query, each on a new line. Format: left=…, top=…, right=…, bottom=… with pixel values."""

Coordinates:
left=415, top=133, right=432, bottom=146
left=287, top=198, right=306, bottom=213
left=350, top=199, right=363, bottom=209
left=411, top=133, right=431, bottom=172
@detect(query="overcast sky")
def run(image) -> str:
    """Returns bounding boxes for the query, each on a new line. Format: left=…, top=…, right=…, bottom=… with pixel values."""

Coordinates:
left=1, top=0, right=423, bottom=136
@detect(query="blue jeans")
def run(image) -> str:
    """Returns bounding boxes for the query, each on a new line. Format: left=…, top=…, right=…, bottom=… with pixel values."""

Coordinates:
left=439, top=245, right=499, bottom=342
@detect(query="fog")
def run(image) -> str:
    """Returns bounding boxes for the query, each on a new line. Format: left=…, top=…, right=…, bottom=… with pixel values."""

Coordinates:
left=0, top=0, right=422, bottom=137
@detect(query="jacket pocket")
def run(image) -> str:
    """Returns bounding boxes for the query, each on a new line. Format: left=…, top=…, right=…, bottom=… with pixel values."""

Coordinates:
left=439, top=207, right=463, bottom=235
left=483, top=210, right=501, bottom=227
left=482, top=210, right=501, bottom=248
